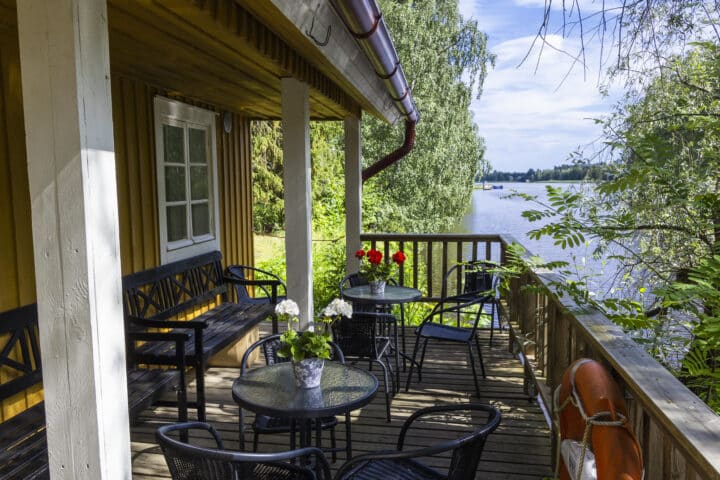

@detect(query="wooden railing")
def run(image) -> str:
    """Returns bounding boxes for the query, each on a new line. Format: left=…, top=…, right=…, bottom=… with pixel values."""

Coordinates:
left=360, top=233, right=506, bottom=301
left=363, top=232, right=720, bottom=479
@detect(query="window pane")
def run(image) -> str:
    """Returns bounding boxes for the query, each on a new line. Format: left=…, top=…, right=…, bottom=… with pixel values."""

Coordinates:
left=163, top=124, right=184, bottom=164
left=189, top=128, right=207, bottom=164
left=165, top=166, right=186, bottom=202
left=167, top=205, right=187, bottom=242
left=192, top=203, right=211, bottom=237
left=190, top=166, right=209, bottom=200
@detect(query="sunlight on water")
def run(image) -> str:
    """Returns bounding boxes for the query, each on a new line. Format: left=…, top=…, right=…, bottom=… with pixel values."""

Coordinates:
left=455, top=182, right=615, bottom=296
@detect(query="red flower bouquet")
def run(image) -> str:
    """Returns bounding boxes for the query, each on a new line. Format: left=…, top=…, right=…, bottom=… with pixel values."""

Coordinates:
left=355, top=248, right=406, bottom=282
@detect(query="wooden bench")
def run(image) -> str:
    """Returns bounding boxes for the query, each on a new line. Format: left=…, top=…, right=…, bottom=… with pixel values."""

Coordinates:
left=0, top=304, right=188, bottom=479
left=122, top=250, right=278, bottom=421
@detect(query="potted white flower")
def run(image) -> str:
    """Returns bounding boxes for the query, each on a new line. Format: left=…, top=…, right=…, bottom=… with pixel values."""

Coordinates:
left=274, top=298, right=352, bottom=388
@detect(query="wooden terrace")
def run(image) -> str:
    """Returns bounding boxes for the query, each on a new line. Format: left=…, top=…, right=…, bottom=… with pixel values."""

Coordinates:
left=125, top=233, right=720, bottom=479
left=130, top=324, right=553, bottom=479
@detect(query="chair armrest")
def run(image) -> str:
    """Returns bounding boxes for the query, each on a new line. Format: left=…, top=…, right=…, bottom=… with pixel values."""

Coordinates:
left=397, top=403, right=500, bottom=450
left=128, top=316, right=208, bottom=331
left=337, top=405, right=501, bottom=477
left=224, top=265, right=287, bottom=303
left=224, top=277, right=282, bottom=287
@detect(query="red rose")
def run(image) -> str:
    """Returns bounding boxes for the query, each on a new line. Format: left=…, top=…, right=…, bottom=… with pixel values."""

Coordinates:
left=367, top=249, right=383, bottom=265
left=392, top=251, right=406, bottom=264
left=355, top=249, right=366, bottom=259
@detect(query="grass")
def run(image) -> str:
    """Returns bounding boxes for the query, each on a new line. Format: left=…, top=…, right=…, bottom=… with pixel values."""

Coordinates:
left=253, top=234, right=285, bottom=264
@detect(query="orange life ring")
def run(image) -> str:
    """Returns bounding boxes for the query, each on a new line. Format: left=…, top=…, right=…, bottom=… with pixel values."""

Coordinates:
left=557, top=358, right=643, bottom=480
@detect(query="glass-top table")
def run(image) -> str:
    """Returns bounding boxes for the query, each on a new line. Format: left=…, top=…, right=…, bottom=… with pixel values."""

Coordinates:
left=340, top=284, right=422, bottom=305
left=232, top=362, right=378, bottom=452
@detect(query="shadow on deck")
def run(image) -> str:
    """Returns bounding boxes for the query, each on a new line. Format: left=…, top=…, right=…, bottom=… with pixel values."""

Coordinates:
left=130, top=325, right=552, bottom=479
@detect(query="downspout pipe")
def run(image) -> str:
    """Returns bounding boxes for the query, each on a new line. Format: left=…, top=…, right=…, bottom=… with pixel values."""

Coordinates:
left=330, top=0, right=418, bottom=181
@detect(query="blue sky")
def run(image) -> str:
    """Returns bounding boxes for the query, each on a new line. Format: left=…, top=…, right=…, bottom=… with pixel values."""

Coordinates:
left=458, top=0, right=620, bottom=171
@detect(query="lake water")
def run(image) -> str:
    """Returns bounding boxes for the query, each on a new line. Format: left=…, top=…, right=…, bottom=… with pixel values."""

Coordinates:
left=454, top=182, right=616, bottom=295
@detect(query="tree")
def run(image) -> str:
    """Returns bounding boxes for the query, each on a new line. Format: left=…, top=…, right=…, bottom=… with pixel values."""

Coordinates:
left=362, top=0, right=494, bottom=233
left=519, top=43, right=720, bottom=407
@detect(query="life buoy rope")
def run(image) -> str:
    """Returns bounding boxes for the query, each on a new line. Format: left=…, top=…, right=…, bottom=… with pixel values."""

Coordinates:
left=553, top=359, right=643, bottom=480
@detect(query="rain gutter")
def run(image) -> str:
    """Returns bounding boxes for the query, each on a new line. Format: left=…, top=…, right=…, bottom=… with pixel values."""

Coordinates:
left=329, top=0, right=419, bottom=182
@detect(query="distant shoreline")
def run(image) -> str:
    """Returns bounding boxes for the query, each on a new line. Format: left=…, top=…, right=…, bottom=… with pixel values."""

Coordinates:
left=474, top=180, right=582, bottom=189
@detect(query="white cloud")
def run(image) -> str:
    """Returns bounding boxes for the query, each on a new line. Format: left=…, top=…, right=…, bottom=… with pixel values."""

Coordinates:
left=473, top=33, right=619, bottom=171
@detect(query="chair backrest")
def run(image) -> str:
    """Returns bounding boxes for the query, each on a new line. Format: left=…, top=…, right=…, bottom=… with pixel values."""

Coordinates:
left=241, top=334, right=345, bottom=374
left=225, top=265, right=253, bottom=302
left=331, top=312, right=392, bottom=359
left=393, top=404, right=501, bottom=480
left=446, top=404, right=501, bottom=479
left=425, top=299, right=487, bottom=334
left=157, top=422, right=331, bottom=480
left=442, top=260, right=497, bottom=298
left=339, top=272, right=368, bottom=293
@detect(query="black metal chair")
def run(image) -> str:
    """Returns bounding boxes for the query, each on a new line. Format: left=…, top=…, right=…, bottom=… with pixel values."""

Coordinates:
left=441, top=260, right=501, bottom=346
left=334, top=403, right=501, bottom=479
left=226, top=264, right=287, bottom=305
left=157, top=421, right=331, bottom=480
left=405, top=298, right=487, bottom=397
left=331, top=311, right=396, bottom=422
left=240, top=334, right=348, bottom=461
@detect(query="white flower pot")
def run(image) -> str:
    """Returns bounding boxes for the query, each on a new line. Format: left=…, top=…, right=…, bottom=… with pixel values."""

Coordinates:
left=292, top=358, right=325, bottom=389
left=369, top=280, right=386, bottom=295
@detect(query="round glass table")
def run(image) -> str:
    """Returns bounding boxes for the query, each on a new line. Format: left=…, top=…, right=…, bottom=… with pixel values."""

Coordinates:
left=340, top=284, right=422, bottom=305
left=232, top=362, right=378, bottom=452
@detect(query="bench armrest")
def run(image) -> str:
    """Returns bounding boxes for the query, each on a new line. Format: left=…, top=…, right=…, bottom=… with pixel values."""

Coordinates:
left=128, top=316, right=208, bottom=331
left=128, top=331, right=190, bottom=342
left=126, top=331, right=189, bottom=371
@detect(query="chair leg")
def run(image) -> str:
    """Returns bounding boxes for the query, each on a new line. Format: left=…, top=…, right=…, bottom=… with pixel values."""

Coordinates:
left=467, top=341, right=481, bottom=398
left=196, top=359, right=206, bottom=422
left=345, top=413, right=352, bottom=459
left=315, top=418, right=322, bottom=453
left=405, top=334, right=422, bottom=392
left=419, top=338, right=430, bottom=379
left=475, top=335, right=487, bottom=378
left=238, top=408, right=246, bottom=451
left=374, top=358, right=392, bottom=422
left=330, top=424, right=337, bottom=463
left=489, top=302, right=497, bottom=347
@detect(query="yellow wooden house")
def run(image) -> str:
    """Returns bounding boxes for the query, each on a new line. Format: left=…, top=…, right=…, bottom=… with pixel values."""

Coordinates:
left=0, top=0, right=416, bottom=477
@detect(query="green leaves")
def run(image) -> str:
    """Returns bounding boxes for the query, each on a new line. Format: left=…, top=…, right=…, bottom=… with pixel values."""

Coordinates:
left=361, top=0, right=493, bottom=233
left=277, top=329, right=333, bottom=362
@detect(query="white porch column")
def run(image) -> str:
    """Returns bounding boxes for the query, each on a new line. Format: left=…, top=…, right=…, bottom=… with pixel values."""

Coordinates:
left=281, top=77, right=313, bottom=326
left=344, top=115, right=362, bottom=272
left=16, top=2, right=131, bottom=479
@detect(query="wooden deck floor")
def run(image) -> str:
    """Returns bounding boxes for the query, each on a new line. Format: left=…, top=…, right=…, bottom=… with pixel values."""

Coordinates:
left=130, top=327, right=553, bottom=479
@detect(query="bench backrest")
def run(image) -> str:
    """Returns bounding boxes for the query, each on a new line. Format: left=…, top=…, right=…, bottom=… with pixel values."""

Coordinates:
left=122, top=251, right=227, bottom=322
left=0, top=304, right=42, bottom=401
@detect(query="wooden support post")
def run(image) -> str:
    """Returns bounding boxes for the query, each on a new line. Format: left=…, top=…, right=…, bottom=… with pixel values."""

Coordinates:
left=16, top=1, right=131, bottom=478
left=344, top=115, right=362, bottom=272
left=282, top=77, right=313, bottom=326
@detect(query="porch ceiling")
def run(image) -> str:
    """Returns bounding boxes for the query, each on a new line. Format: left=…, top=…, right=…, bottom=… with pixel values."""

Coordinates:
left=106, top=0, right=360, bottom=120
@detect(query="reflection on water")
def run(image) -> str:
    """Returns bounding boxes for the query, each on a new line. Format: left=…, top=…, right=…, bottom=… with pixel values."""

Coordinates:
left=454, top=182, right=615, bottom=295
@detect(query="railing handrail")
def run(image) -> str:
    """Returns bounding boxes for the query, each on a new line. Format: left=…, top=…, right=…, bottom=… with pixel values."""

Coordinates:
left=362, top=232, right=720, bottom=477
left=509, top=235, right=720, bottom=477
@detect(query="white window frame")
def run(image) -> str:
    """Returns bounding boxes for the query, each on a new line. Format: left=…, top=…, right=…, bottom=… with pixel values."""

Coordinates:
left=154, top=96, right=220, bottom=264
